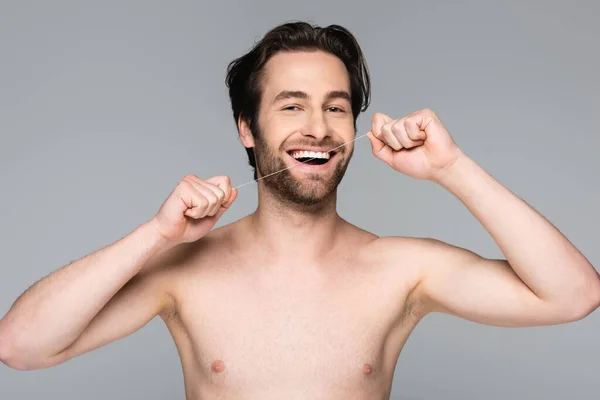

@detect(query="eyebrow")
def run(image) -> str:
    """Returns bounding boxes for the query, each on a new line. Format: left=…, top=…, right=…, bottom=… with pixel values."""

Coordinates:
left=272, top=90, right=351, bottom=104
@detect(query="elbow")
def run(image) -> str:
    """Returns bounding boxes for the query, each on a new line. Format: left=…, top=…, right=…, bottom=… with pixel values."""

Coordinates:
left=0, top=330, right=50, bottom=371
left=0, top=336, right=28, bottom=371
left=561, top=276, right=600, bottom=323
left=0, top=345, right=50, bottom=371
left=582, top=280, right=600, bottom=318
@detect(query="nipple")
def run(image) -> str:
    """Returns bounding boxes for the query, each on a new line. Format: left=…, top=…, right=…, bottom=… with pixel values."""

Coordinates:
left=362, top=363, right=373, bottom=375
left=211, top=360, right=225, bottom=373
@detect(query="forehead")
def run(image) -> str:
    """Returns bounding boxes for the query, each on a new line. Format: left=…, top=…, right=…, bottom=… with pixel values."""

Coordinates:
left=261, top=51, right=350, bottom=99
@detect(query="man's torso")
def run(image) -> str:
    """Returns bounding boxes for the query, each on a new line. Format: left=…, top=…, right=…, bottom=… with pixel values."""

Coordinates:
left=157, top=218, right=425, bottom=399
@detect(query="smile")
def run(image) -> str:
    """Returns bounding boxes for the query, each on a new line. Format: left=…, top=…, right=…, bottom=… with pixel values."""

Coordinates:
left=286, top=149, right=337, bottom=166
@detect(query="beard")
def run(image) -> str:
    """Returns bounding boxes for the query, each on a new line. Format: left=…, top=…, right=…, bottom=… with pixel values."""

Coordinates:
left=253, top=132, right=353, bottom=208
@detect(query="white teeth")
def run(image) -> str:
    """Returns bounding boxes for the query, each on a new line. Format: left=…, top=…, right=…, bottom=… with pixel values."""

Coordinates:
left=291, top=150, right=330, bottom=159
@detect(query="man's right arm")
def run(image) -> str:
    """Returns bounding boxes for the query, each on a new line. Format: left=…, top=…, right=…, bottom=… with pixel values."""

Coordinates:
left=0, top=220, right=175, bottom=370
left=0, top=174, right=237, bottom=371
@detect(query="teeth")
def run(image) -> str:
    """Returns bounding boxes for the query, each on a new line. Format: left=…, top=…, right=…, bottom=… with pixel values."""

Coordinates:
left=291, top=150, right=330, bottom=159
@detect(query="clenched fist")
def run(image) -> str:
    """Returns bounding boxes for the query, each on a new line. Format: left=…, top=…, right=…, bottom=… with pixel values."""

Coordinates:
left=367, top=108, right=463, bottom=181
left=152, top=175, right=238, bottom=245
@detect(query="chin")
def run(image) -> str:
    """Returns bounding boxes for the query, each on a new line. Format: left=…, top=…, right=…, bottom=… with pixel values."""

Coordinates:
left=279, top=170, right=344, bottom=207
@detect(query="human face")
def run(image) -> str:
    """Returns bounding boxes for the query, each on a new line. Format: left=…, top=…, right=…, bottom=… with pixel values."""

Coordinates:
left=247, top=51, right=356, bottom=206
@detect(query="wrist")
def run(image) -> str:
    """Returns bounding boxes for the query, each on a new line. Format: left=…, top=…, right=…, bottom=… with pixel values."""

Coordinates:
left=140, top=218, right=176, bottom=254
left=430, top=149, right=471, bottom=187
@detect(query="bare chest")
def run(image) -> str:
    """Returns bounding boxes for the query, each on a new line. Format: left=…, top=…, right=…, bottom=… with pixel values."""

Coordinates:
left=168, top=261, right=417, bottom=395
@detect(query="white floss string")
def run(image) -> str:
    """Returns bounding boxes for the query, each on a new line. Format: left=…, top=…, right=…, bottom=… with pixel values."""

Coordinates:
left=234, top=132, right=370, bottom=190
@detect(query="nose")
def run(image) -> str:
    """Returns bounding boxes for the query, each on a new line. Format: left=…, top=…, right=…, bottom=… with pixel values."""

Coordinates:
left=302, top=111, right=330, bottom=140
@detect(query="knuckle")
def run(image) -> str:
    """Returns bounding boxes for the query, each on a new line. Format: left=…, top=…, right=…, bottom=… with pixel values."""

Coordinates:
left=405, top=119, right=418, bottom=133
left=396, top=138, right=409, bottom=148
left=185, top=209, right=196, bottom=218
left=208, top=175, right=231, bottom=188
left=391, top=119, right=404, bottom=133
left=207, top=192, right=219, bottom=205
left=372, top=113, right=386, bottom=128
left=197, top=196, right=209, bottom=209
left=177, top=180, right=193, bottom=192
left=383, top=121, right=394, bottom=134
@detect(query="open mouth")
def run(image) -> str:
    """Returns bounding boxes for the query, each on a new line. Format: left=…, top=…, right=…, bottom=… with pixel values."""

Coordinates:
left=287, top=149, right=336, bottom=165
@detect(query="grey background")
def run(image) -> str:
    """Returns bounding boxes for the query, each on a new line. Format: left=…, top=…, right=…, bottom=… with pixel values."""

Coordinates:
left=1, top=0, right=599, bottom=399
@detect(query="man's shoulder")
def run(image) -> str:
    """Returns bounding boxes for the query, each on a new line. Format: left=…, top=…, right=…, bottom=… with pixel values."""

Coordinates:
left=365, top=235, right=492, bottom=292
left=334, top=220, right=451, bottom=260
left=359, top=234, right=464, bottom=268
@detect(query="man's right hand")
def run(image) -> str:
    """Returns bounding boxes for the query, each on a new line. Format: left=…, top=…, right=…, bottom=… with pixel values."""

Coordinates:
left=152, top=175, right=238, bottom=246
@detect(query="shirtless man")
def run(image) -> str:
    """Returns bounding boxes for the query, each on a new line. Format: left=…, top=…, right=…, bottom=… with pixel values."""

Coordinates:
left=1, top=21, right=599, bottom=399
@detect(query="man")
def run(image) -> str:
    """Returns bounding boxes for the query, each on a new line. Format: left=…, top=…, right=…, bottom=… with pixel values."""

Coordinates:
left=0, top=21, right=598, bottom=399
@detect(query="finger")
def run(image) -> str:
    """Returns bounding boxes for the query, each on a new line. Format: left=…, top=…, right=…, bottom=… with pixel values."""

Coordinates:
left=391, top=118, right=423, bottom=149
left=404, top=115, right=427, bottom=143
left=199, top=182, right=227, bottom=217
left=413, top=108, right=438, bottom=131
left=371, top=112, right=393, bottom=139
left=201, top=187, right=238, bottom=224
left=381, top=119, right=403, bottom=151
left=206, top=176, right=232, bottom=202
left=215, top=187, right=238, bottom=218
left=179, top=183, right=210, bottom=219
left=184, top=175, right=230, bottom=216
left=182, top=174, right=203, bottom=185
left=367, top=131, right=394, bottom=165
left=185, top=175, right=231, bottom=204
left=390, top=118, right=413, bottom=149
left=181, top=178, right=219, bottom=218
left=184, top=204, right=207, bottom=219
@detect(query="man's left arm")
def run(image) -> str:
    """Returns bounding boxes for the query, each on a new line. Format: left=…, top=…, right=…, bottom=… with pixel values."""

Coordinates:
left=418, top=153, right=599, bottom=326
left=368, top=109, right=600, bottom=327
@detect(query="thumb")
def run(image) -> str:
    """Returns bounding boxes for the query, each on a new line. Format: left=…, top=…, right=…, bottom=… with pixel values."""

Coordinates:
left=223, top=187, right=238, bottom=209
left=367, top=131, right=394, bottom=164
left=371, top=112, right=392, bottom=138
left=206, top=176, right=233, bottom=203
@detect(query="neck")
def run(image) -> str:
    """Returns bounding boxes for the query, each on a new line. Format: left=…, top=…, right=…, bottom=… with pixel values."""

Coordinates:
left=246, top=184, right=344, bottom=261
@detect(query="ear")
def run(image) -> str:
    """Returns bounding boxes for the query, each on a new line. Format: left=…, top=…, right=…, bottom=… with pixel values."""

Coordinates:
left=238, top=116, right=255, bottom=149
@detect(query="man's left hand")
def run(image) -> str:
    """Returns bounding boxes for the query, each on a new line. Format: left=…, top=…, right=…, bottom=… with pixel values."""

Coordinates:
left=367, top=108, right=463, bottom=180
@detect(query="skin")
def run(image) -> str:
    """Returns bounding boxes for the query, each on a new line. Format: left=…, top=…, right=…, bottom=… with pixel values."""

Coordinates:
left=0, top=50, right=599, bottom=400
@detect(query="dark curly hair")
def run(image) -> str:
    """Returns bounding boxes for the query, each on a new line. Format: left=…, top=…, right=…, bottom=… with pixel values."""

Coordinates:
left=225, top=21, right=371, bottom=179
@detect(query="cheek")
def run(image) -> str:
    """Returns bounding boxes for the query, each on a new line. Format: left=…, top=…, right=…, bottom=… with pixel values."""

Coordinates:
left=272, top=115, right=304, bottom=132
left=261, top=117, right=303, bottom=143
left=329, top=117, right=355, bottom=140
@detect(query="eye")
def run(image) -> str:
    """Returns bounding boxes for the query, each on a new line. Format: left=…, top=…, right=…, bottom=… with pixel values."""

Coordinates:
left=326, top=106, right=345, bottom=113
left=282, top=105, right=301, bottom=111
